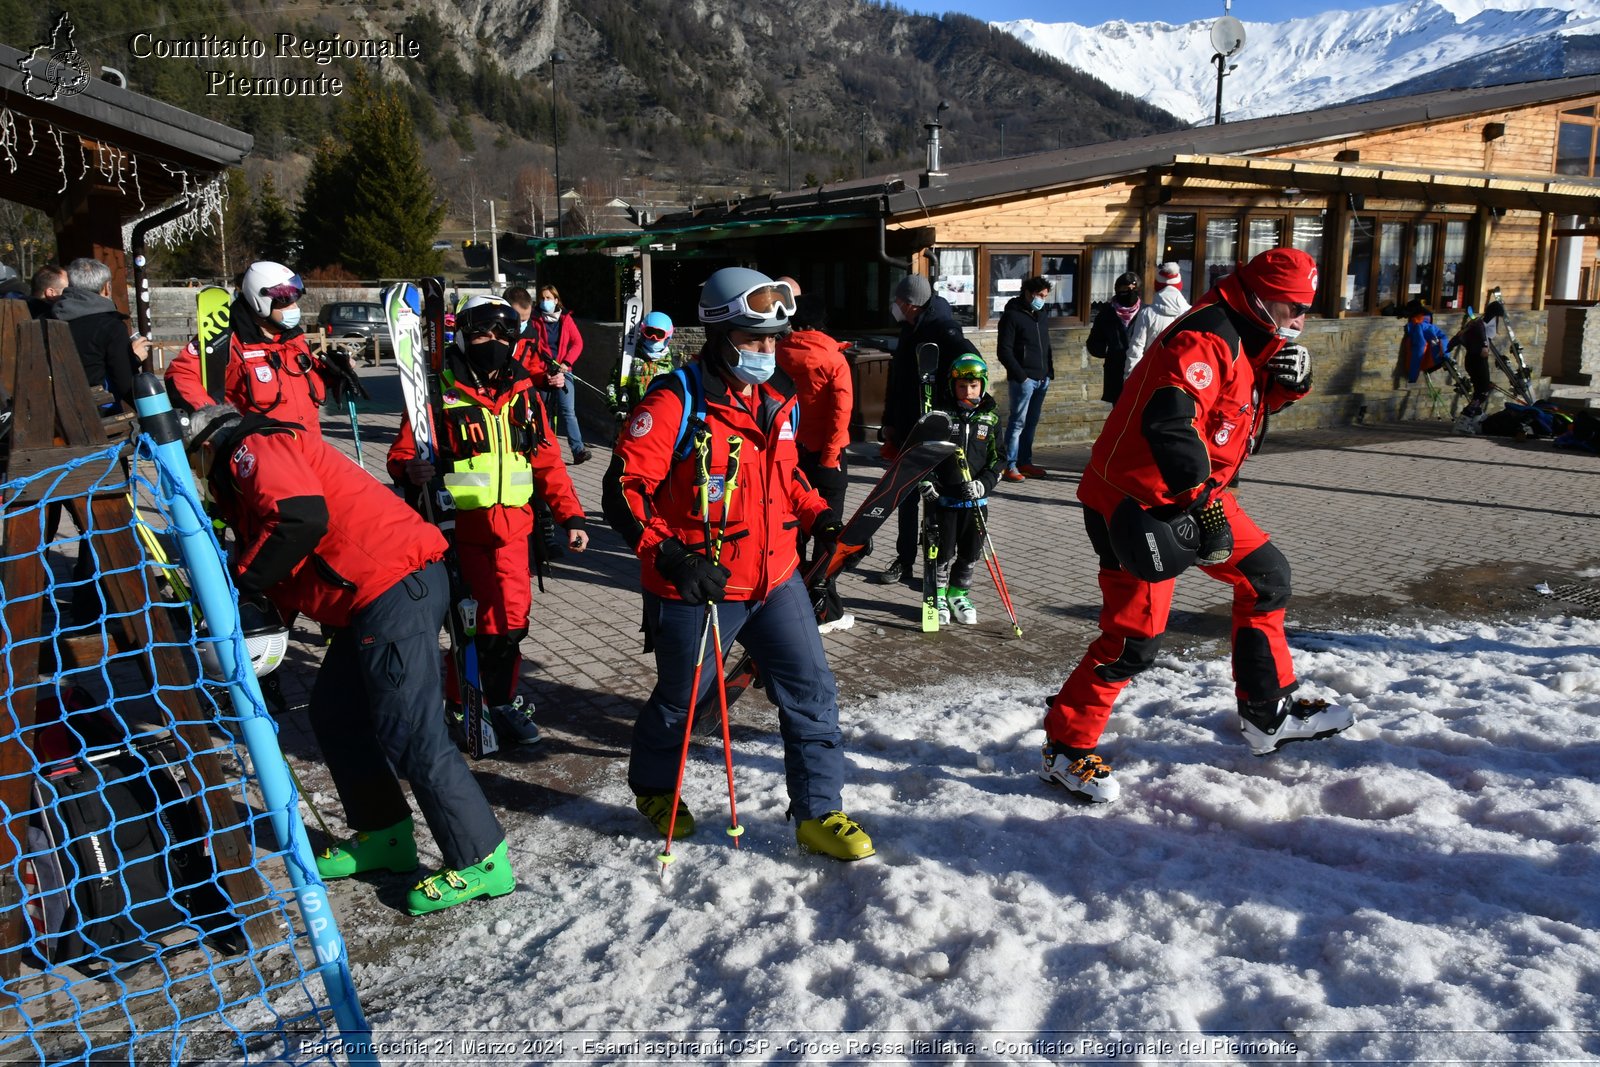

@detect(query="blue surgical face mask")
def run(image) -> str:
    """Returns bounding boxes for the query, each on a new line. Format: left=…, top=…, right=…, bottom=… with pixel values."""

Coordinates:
left=540, top=299, right=557, bottom=315
left=642, top=338, right=669, bottom=358
left=1029, top=296, right=1045, bottom=312
left=518, top=318, right=529, bottom=334
left=729, top=345, right=776, bottom=386
left=276, top=306, right=302, bottom=330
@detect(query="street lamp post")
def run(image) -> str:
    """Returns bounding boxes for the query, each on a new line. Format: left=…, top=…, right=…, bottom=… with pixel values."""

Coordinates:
left=786, top=101, right=795, bottom=192
left=859, top=109, right=867, bottom=179
left=550, top=50, right=567, bottom=238
left=485, top=199, right=500, bottom=287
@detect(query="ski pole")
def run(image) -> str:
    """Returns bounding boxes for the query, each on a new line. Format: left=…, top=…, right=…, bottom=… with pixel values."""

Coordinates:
left=346, top=396, right=367, bottom=471
left=710, top=435, right=743, bottom=848
left=972, top=507, right=1022, bottom=637
left=660, top=427, right=716, bottom=872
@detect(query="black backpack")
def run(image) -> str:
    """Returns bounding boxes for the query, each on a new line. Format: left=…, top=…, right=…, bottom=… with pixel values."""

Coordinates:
left=24, top=689, right=243, bottom=975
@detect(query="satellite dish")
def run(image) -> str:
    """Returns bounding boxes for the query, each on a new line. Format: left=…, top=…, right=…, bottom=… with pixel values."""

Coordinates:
left=1210, top=15, right=1246, bottom=58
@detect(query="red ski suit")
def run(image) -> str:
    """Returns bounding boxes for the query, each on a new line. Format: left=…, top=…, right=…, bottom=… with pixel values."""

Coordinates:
left=608, top=363, right=829, bottom=602
left=385, top=360, right=584, bottom=636
left=208, top=420, right=447, bottom=627
left=166, top=302, right=335, bottom=439
left=775, top=329, right=854, bottom=468
left=1045, top=272, right=1310, bottom=750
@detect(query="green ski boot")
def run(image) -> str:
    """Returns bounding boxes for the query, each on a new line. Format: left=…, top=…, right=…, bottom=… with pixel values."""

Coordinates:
left=636, top=794, right=696, bottom=838
left=405, top=840, right=515, bottom=916
left=316, top=817, right=418, bottom=880
left=796, top=811, right=876, bottom=861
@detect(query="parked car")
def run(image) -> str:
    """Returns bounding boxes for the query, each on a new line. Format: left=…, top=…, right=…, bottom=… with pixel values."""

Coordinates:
left=317, top=301, right=388, bottom=363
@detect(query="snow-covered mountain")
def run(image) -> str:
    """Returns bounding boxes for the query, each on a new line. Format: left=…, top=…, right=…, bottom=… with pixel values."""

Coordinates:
left=997, top=0, right=1600, bottom=126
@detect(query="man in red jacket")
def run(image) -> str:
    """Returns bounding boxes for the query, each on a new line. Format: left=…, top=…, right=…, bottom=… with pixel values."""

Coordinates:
left=188, top=403, right=510, bottom=915
left=775, top=292, right=854, bottom=629
left=601, top=267, right=872, bottom=860
left=165, top=262, right=361, bottom=439
left=1040, top=248, right=1353, bottom=803
left=388, top=296, right=589, bottom=739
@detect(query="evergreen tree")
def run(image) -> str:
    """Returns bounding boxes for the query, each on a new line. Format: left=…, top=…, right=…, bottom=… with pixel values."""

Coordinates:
left=295, top=137, right=349, bottom=273
left=252, top=173, right=297, bottom=264
left=338, top=70, right=445, bottom=278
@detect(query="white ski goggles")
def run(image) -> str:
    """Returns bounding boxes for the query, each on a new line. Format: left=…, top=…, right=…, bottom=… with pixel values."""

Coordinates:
left=700, top=281, right=796, bottom=325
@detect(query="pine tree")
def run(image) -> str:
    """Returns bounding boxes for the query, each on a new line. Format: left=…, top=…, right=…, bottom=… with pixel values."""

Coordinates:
left=252, top=172, right=297, bottom=264
left=295, top=137, right=349, bottom=273
left=338, top=70, right=444, bottom=278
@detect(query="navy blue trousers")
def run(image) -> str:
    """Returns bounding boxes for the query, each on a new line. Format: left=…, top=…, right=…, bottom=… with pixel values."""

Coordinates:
left=629, top=575, right=845, bottom=821
left=308, top=561, right=504, bottom=870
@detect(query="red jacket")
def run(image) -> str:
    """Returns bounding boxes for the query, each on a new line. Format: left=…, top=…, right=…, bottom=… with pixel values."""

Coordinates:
left=208, top=419, right=447, bottom=628
left=776, top=328, right=853, bottom=467
left=1078, top=273, right=1308, bottom=517
left=605, top=361, right=829, bottom=601
left=166, top=301, right=334, bottom=439
left=385, top=357, right=585, bottom=547
left=520, top=312, right=584, bottom=372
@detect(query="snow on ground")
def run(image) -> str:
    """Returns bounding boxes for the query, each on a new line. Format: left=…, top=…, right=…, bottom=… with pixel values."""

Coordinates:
left=355, top=614, right=1600, bottom=1064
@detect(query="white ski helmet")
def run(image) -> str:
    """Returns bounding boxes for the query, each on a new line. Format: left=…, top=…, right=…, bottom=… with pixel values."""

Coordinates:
left=240, top=261, right=304, bottom=319
left=452, top=295, right=521, bottom=351
left=197, top=600, right=290, bottom=682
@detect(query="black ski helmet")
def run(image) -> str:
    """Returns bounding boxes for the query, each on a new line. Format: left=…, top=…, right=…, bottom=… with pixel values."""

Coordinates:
left=1109, top=497, right=1199, bottom=582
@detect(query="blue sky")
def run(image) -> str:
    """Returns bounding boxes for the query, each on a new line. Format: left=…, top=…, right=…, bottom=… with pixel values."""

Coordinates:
left=906, top=1, right=1368, bottom=23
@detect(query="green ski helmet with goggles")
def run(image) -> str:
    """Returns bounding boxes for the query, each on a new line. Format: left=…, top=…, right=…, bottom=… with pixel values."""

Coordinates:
left=949, top=352, right=989, bottom=393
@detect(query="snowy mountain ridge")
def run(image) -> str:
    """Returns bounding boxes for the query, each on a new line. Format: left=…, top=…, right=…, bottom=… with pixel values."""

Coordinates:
left=997, top=0, right=1600, bottom=126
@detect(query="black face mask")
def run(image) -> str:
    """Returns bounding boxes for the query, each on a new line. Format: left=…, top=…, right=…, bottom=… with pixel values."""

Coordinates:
left=464, top=338, right=512, bottom=374
left=1114, top=292, right=1139, bottom=307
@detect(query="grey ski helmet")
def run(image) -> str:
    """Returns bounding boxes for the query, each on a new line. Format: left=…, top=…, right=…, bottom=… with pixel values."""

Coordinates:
left=697, top=267, right=795, bottom=335
left=1109, top=497, right=1199, bottom=582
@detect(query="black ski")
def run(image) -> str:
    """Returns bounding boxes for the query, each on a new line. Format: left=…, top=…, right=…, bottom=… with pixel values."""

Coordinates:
left=691, top=422, right=956, bottom=733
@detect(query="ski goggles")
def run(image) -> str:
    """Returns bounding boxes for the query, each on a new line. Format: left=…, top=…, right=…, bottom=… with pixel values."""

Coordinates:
left=262, top=280, right=304, bottom=308
left=700, top=281, right=796, bottom=325
left=640, top=324, right=671, bottom=343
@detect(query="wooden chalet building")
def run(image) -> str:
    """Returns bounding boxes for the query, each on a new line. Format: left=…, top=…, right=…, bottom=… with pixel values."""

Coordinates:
left=565, top=74, right=1600, bottom=443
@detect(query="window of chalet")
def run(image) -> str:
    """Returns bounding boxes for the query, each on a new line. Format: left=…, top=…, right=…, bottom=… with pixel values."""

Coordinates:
left=1083, top=248, right=1127, bottom=318
left=1556, top=103, right=1600, bottom=177
left=1342, top=214, right=1475, bottom=314
left=1159, top=210, right=1327, bottom=309
left=978, top=247, right=1092, bottom=324
left=933, top=247, right=977, bottom=328
left=986, top=250, right=1033, bottom=322
left=1204, top=218, right=1240, bottom=291
left=1157, top=213, right=1196, bottom=294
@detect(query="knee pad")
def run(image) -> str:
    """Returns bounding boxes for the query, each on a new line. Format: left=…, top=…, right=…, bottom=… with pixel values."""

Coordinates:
left=1094, top=634, right=1164, bottom=683
left=1236, top=542, right=1292, bottom=612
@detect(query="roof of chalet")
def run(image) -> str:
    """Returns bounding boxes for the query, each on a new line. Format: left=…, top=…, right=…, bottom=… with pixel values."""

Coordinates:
left=647, top=73, right=1600, bottom=233
left=0, top=43, right=253, bottom=218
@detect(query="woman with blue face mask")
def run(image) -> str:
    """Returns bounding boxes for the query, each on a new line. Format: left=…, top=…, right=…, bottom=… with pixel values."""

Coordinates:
left=527, top=284, right=591, bottom=464
left=601, top=266, right=875, bottom=863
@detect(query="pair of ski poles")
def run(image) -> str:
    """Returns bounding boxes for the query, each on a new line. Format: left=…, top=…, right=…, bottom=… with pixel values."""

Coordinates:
left=659, top=431, right=744, bottom=871
left=950, top=445, right=1024, bottom=638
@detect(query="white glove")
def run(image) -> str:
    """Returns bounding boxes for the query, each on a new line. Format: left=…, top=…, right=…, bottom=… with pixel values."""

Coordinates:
left=961, top=479, right=985, bottom=500
left=1267, top=343, right=1311, bottom=392
left=919, top=481, right=941, bottom=504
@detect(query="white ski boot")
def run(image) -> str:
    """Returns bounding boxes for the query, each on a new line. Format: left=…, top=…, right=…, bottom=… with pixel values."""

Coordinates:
left=1039, top=743, right=1121, bottom=803
left=1238, top=696, right=1353, bottom=756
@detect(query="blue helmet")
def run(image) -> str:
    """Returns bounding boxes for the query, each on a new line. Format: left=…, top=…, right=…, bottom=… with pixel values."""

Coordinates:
left=640, top=311, right=673, bottom=356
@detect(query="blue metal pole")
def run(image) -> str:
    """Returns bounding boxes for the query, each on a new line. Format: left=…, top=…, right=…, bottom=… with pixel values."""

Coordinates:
left=131, top=376, right=375, bottom=1063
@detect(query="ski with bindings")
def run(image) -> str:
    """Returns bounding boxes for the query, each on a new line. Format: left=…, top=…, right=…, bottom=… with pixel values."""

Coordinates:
left=196, top=285, right=232, bottom=402
left=692, top=415, right=957, bottom=732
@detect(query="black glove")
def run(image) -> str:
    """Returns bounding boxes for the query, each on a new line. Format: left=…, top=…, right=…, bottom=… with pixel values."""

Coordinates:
left=1192, top=496, right=1233, bottom=565
left=654, top=538, right=729, bottom=605
left=1266, top=343, right=1311, bottom=393
left=811, top=510, right=842, bottom=566
left=323, top=346, right=370, bottom=401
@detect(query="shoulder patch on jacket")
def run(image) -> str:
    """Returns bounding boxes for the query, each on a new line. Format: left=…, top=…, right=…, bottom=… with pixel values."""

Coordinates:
left=232, top=444, right=257, bottom=479
left=629, top=411, right=653, bottom=437
left=1184, top=362, right=1215, bottom=390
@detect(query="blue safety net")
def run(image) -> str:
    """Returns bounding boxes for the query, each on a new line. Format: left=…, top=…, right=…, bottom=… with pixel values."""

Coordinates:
left=0, top=438, right=364, bottom=1065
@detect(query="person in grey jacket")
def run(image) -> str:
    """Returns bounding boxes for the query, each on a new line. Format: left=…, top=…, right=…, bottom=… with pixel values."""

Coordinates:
left=995, top=276, right=1055, bottom=480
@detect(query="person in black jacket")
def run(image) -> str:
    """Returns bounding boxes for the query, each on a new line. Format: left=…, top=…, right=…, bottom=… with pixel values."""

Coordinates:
left=1085, top=271, right=1141, bottom=406
left=996, top=276, right=1055, bottom=481
left=876, top=272, right=971, bottom=585
left=52, top=258, right=150, bottom=412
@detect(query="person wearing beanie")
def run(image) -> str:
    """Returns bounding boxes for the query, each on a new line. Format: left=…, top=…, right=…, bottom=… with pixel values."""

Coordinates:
left=1125, top=262, right=1192, bottom=380
left=1039, top=246, right=1351, bottom=805
left=1086, top=271, right=1142, bottom=404
left=875, top=270, right=971, bottom=585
